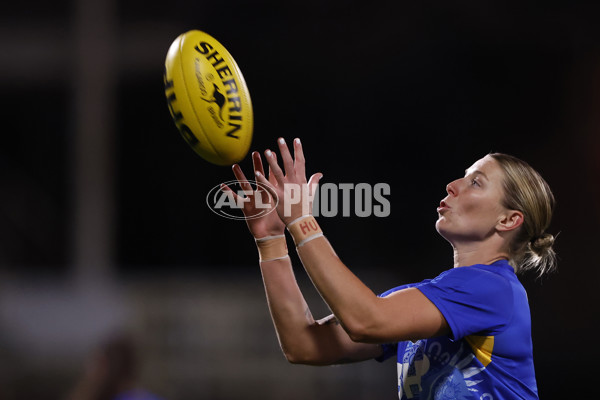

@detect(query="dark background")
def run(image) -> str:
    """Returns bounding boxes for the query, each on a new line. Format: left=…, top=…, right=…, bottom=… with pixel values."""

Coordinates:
left=1, top=0, right=598, bottom=398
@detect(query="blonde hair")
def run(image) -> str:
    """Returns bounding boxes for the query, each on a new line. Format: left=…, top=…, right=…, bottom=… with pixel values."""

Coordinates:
left=489, top=153, right=557, bottom=276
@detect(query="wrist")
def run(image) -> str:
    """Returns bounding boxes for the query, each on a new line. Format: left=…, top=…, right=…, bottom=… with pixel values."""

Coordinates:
left=252, top=225, right=285, bottom=240
left=255, top=235, right=289, bottom=262
left=286, top=215, right=324, bottom=247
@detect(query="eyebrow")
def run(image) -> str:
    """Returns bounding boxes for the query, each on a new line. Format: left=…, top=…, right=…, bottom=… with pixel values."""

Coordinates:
left=464, top=169, right=489, bottom=180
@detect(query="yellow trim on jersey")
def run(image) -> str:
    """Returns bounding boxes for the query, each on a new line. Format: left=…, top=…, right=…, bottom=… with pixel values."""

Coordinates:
left=465, top=335, right=494, bottom=367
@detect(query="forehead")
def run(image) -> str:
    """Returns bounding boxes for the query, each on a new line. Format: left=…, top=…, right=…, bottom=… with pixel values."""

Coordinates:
left=465, top=156, right=504, bottom=179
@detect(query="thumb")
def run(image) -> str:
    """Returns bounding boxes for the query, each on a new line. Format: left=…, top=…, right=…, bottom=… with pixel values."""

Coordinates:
left=308, top=172, right=323, bottom=197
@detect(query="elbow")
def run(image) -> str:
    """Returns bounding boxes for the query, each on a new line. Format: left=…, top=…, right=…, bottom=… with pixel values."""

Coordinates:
left=343, top=318, right=382, bottom=344
left=344, top=319, right=422, bottom=344
left=280, top=345, right=316, bottom=365
left=282, top=348, right=304, bottom=364
left=282, top=350, right=321, bottom=366
left=346, top=325, right=371, bottom=343
left=280, top=344, right=331, bottom=366
left=337, top=300, right=386, bottom=343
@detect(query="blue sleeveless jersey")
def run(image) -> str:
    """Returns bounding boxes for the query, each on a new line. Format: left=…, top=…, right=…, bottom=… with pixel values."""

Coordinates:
left=377, top=260, right=538, bottom=400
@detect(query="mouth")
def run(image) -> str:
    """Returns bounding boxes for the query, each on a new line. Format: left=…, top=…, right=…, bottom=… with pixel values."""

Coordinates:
left=437, top=200, right=450, bottom=214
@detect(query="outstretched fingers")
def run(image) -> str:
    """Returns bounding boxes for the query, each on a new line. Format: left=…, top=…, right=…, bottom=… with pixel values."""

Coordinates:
left=232, top=164, right=253, bottom=196
left=267, top=164, right=278, bottom=186
left=277, top=138, right=296, bottom=179
left=251, top=151, right=276, bottom=205
left=293, top=138, right=306, bottom=180
left=220, top=182, right=240, bottom=204
left=264, top=148, right=285, bottom=187
left=251, top=151, right=265, bottom=178
left=254, top=169, right=279, bottom=205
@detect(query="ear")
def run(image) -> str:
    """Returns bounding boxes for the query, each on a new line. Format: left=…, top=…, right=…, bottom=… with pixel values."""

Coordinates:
left=496, top=210, right=524, bottom=232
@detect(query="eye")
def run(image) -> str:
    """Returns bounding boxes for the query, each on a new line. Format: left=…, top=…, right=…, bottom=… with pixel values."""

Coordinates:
left=470, top=178, right=480, bottom=187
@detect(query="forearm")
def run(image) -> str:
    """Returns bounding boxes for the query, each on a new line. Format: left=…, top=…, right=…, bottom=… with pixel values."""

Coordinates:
left=257, top=239, right=383, bottom=364
left=294, top=236, right=381, bottom=339
left=259, top=256, right=317, bottom=360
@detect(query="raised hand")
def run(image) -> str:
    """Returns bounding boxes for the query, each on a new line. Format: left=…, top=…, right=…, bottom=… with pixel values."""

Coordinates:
left=221, top=151, right=285, bottom=239
left=255, top=138, right=323, bottom=226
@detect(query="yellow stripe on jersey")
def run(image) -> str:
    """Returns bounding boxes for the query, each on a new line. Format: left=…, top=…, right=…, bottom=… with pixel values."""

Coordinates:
left=465, top=335, right=494, bottom=367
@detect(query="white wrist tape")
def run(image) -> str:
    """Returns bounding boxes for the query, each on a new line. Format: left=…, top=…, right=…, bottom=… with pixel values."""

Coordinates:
left=255, top=235, right=289, bottom=262
left=287, top=216, right=324, bottom=247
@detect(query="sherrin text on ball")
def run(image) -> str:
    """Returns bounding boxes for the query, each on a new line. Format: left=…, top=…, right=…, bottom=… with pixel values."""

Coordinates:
left=164, top=30, right=253, bottom=165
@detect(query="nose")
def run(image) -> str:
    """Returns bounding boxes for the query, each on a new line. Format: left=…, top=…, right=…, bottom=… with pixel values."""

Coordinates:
left=446, top=179, right=459, bottom=196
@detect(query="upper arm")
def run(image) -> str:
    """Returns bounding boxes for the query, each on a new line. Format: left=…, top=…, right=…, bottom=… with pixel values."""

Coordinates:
left=290, top=314, right=383, bottom=366
left=350, top=287, right=449, bottom=344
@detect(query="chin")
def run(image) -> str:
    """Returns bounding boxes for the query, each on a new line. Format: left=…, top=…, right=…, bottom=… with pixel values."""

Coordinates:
left=435, top=220, right=447, bottom=237
left=435, top=217, right=446, bottom=234
left=435, top=220, right=454, bottom=244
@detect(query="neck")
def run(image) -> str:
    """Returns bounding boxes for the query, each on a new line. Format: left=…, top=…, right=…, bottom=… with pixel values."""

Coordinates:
left=451, top=238, right=510, bottom=268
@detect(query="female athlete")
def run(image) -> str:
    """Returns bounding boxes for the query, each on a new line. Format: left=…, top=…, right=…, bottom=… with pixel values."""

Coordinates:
left=223, top=138, right=556, bottom=399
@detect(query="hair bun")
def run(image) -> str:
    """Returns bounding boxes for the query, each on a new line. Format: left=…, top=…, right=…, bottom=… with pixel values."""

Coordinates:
left=530, top=233, right=555, bottom=253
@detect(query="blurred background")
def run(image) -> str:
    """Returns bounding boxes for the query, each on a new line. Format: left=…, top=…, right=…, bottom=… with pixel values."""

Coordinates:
left=1, top=0, right=598, bottom=399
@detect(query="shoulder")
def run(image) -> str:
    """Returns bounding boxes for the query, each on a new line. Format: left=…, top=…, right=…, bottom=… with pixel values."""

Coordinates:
left=424, top=262, right=514, bottom=295
left=379, top=263, right=513, bottom=298
left=416, top=262, right=517, bottom=339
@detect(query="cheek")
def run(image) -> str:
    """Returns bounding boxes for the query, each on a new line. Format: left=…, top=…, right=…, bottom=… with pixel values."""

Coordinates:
left=458, top=196, right=500, bottom=221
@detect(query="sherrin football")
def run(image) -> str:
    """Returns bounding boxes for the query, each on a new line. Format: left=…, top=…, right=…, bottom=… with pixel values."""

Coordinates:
left=164, top=30, right=253, bottom=165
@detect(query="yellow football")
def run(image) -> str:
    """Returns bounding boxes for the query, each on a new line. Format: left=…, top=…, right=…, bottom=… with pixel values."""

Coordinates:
left=164, top=30, right=253, bottom=166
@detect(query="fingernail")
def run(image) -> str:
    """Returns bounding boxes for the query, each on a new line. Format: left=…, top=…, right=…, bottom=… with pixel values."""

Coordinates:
left=265, top=150, right=272, bottom=157
left=295, top=138, right=301, bottom=145
left=255, top=171, right=262, bottom=177
left=278, top=138, right=285, bottom=145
